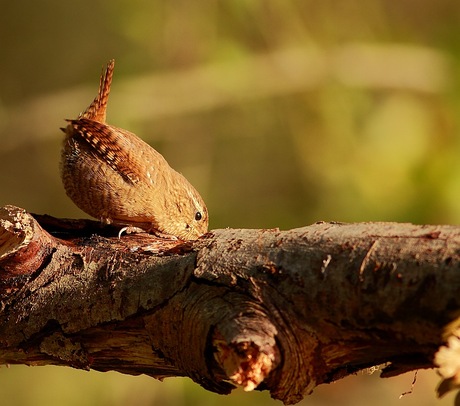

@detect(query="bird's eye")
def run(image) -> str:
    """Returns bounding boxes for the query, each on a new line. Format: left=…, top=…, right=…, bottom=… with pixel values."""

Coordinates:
left=195, top=212, right=202, bottom=221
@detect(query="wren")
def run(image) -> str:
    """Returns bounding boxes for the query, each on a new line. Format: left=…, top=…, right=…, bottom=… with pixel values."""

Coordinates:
left=60, top=60, right=208, bottom=240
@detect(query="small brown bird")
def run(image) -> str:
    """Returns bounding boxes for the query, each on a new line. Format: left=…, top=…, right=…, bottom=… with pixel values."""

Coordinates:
left=60, top=60, right=208, bottom=240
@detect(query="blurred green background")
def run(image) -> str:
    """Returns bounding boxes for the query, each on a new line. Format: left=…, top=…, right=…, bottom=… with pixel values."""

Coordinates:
left=0, top=0, right=459, bottom=405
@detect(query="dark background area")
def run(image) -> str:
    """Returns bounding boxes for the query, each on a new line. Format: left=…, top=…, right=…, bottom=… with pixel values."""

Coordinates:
left=0, top=1, right=459, bottom=404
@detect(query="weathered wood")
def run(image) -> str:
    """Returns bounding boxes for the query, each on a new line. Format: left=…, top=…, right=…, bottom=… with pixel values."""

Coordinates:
left=0, top=205, right=459, bottom=404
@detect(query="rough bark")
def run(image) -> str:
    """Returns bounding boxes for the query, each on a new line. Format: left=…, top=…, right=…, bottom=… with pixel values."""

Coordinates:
left=0, top=205, right=459, bottom=404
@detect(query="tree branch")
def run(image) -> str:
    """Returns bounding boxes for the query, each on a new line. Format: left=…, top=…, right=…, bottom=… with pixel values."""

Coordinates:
left=0, top=205, right=459, bottom=404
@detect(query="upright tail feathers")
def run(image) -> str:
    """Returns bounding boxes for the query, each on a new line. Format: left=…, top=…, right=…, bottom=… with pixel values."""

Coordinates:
left=78, top=59, right=115, bottom=123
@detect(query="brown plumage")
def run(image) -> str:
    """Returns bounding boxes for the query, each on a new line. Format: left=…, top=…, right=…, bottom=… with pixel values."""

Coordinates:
left=60, top=60, right=208, bottom=240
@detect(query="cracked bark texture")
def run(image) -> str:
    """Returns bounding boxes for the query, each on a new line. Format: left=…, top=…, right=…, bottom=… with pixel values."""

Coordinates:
left=0, top=205, right=459, bottom=404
